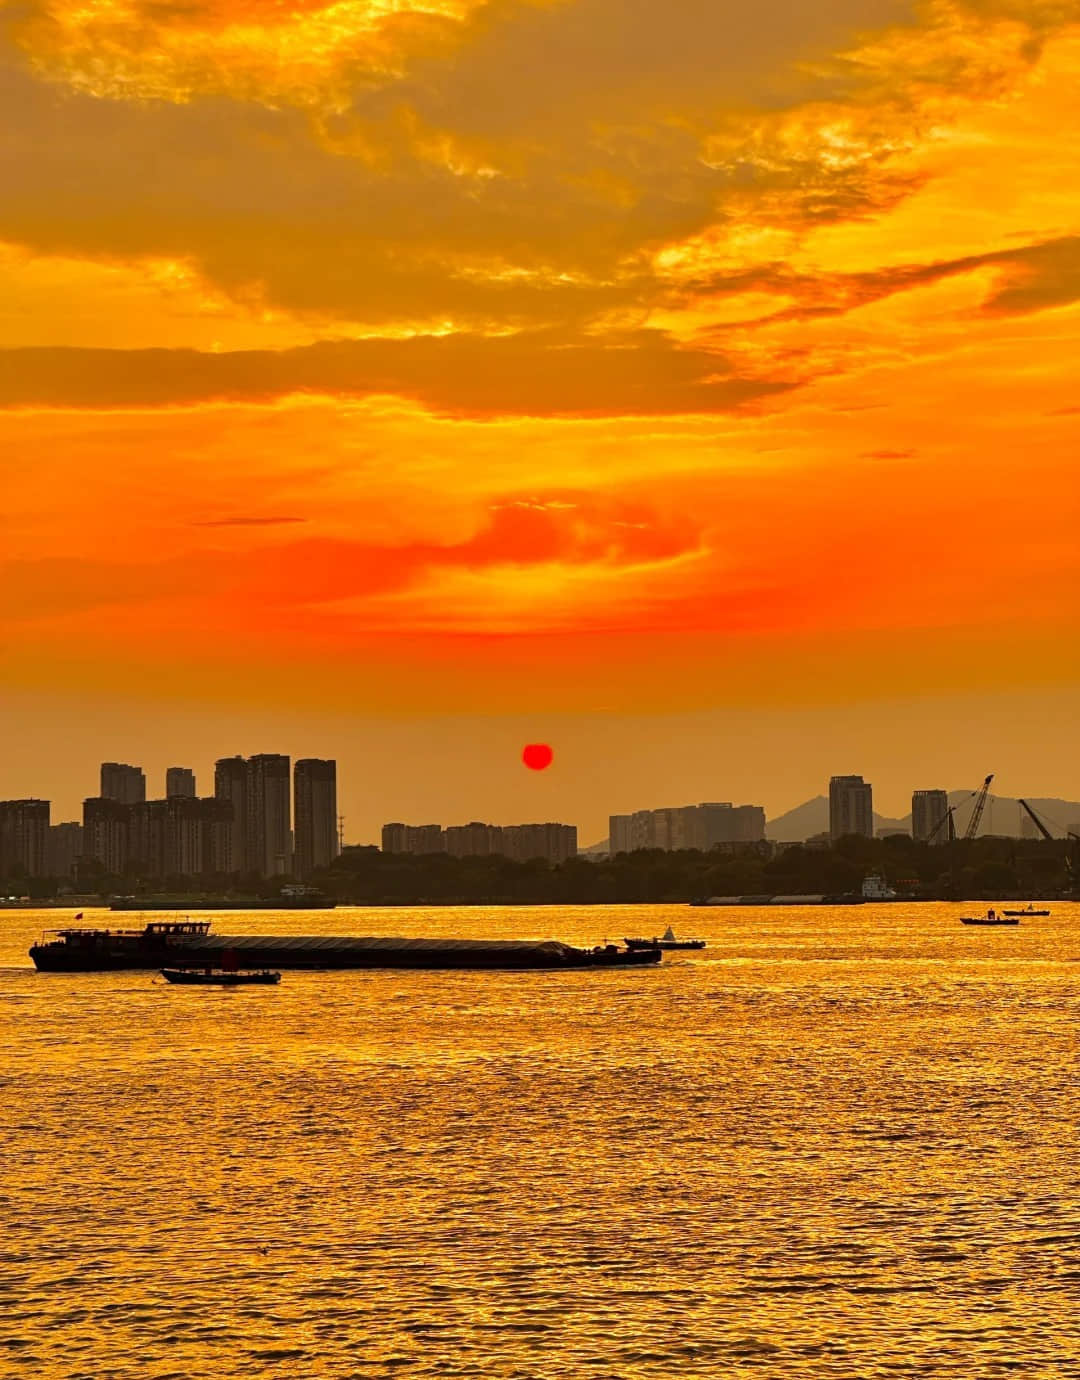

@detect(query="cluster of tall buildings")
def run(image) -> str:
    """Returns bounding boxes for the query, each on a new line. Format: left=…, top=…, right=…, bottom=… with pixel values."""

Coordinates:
left=609, top=801, right=766, bottom=854
left=828, top=776, right=953, bottom=844
left=0, top=757, right=337, bottom=882
left=382, top=821, right=578, bottom=864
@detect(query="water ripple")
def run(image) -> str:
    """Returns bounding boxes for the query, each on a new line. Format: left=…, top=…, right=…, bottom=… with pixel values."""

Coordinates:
left=2, top=902, right=1079, bottom=1377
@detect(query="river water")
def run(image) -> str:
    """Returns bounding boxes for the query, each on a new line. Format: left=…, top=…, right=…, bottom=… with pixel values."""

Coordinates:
left=2, top=902, right=1078, bottom=1378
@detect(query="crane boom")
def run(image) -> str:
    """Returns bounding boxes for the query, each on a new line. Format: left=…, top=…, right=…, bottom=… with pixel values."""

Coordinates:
left=926, top=802, right=960, bottom=844
left=964, top=774, right=994, bottom=841
left=1018, top=798, right=1055, bottom=842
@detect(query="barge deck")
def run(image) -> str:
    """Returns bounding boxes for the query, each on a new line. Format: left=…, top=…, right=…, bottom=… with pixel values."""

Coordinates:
left=29, top=921, right=662, bottom=972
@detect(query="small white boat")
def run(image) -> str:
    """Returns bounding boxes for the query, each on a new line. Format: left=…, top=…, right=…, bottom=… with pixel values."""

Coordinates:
left=624, top=926, right=706, bottom=951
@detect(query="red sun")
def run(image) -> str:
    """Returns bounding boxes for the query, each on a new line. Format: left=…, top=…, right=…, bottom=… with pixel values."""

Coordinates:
left=522, top=743, right=554, bottom=771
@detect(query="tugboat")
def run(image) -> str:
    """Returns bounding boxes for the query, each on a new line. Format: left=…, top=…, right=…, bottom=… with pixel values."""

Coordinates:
left=624, top=926, right=706, bottom=951
left=30, top=919, right=213, bottom=970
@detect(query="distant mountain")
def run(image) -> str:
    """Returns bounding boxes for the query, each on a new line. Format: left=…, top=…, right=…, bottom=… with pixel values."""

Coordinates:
left=765, top=796, right=829, bottom=842
left=767, top=792, right=1080, bottom=842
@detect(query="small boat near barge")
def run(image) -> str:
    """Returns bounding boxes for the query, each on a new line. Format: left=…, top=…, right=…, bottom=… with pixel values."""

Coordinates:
left=624, top=927, right=706, bottom=951
left=161, top=967, right=281, bottom=986
left=960, top=909, right=1019, bottom=927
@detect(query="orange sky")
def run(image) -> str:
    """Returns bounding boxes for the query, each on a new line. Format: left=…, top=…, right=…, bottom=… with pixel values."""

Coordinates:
left=2, top=0, right=1079, bottom=840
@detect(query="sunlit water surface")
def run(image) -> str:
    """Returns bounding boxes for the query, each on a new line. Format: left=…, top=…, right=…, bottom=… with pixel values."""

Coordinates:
left=2, top=903, right=1079, bottom=1378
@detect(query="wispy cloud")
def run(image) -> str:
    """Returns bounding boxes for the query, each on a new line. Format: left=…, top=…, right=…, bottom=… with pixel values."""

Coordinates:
left=192, top=516, right=307, bottom=527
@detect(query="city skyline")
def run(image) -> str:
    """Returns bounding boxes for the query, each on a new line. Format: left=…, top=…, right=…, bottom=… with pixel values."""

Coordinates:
left=0, top=752, right=341, bottom=882
left=5, top=737, right=1078, bottom=856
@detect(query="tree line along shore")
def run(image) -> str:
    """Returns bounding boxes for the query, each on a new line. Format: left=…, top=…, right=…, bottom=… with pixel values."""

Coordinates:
left=3, top=835, right=1075, bottom=906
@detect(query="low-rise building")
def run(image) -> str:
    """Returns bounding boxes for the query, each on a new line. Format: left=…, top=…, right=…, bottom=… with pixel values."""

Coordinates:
left=383, top=821, right=577, bottom=864
left=608, top=801, right=766, bottom=853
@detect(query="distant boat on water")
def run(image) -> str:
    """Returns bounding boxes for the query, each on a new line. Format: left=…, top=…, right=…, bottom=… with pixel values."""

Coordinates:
left=161, top=968, right=281, bottom=986
left=624, top=926, right=706, bottom=951
left=1001, top=905, right=1050, bottom=917
left=111, top=885, right=335, bottom=911
left=960, top=909, right=1020, bottom=926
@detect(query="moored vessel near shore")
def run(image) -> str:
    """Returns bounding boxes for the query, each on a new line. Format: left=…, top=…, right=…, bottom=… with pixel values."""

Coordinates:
left=29, top=921, right=662, bottom=973
left=689, top=893, right=867, bottom=906
left=109, top=888, right=336, bottom=911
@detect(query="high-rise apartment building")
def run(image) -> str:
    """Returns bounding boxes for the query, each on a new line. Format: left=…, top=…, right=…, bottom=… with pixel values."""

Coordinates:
left=294, top=759, right=337, bottom=879
left=213, top=757, right=248, bottom=874
left=829, top=776, right=874, bottom=840
left=167, top=797, right=231, bottom=877
left=696, top=802, right=767, bottom=847
left=609, top=814, right=633, bottom=854
left=199, top=799, right=236, bottom=876
left=100, top=762, right=146, bottom=805
left=382, top=823, right=407, bottom=854
left=47, top=822, right=83, bottom=880
left=163, top=798, right=202, bottom=877
left=165, top=767, right=196, bottom=798
left=246, top=754, right=291, bottom=877
left=912, top=789, right=949, bottom=844
left=499, top=823, right=577, bottom=864
left=445, top=822, right=498, bottom=858
left=0, top=799, right=50, bottom=878
left=382, top=823, right=445, bottom=854
left=214, top=754, right=293, bottom=876
left=127, top=796, right=235, bottom=879
left=83, top=797, right=131, bottom=874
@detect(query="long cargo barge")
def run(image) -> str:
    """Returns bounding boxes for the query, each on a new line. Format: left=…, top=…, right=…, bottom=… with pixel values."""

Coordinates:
left=28, top=920, right=662, bottom=973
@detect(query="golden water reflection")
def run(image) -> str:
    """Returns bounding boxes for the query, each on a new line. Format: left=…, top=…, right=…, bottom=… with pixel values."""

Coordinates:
left=2, top=903, right=1078, bottom=1376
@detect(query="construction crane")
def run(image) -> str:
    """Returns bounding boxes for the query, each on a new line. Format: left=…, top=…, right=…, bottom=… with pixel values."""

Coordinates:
left=1019, top=799, right=1078, bottom=886
left=1018, top=798, right=1054, bottom=842
left=927, top=774, right=994, bottom=844
left=926, top=801, right=960, bottom=845
left=964, top=774, right=994, bottom=841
